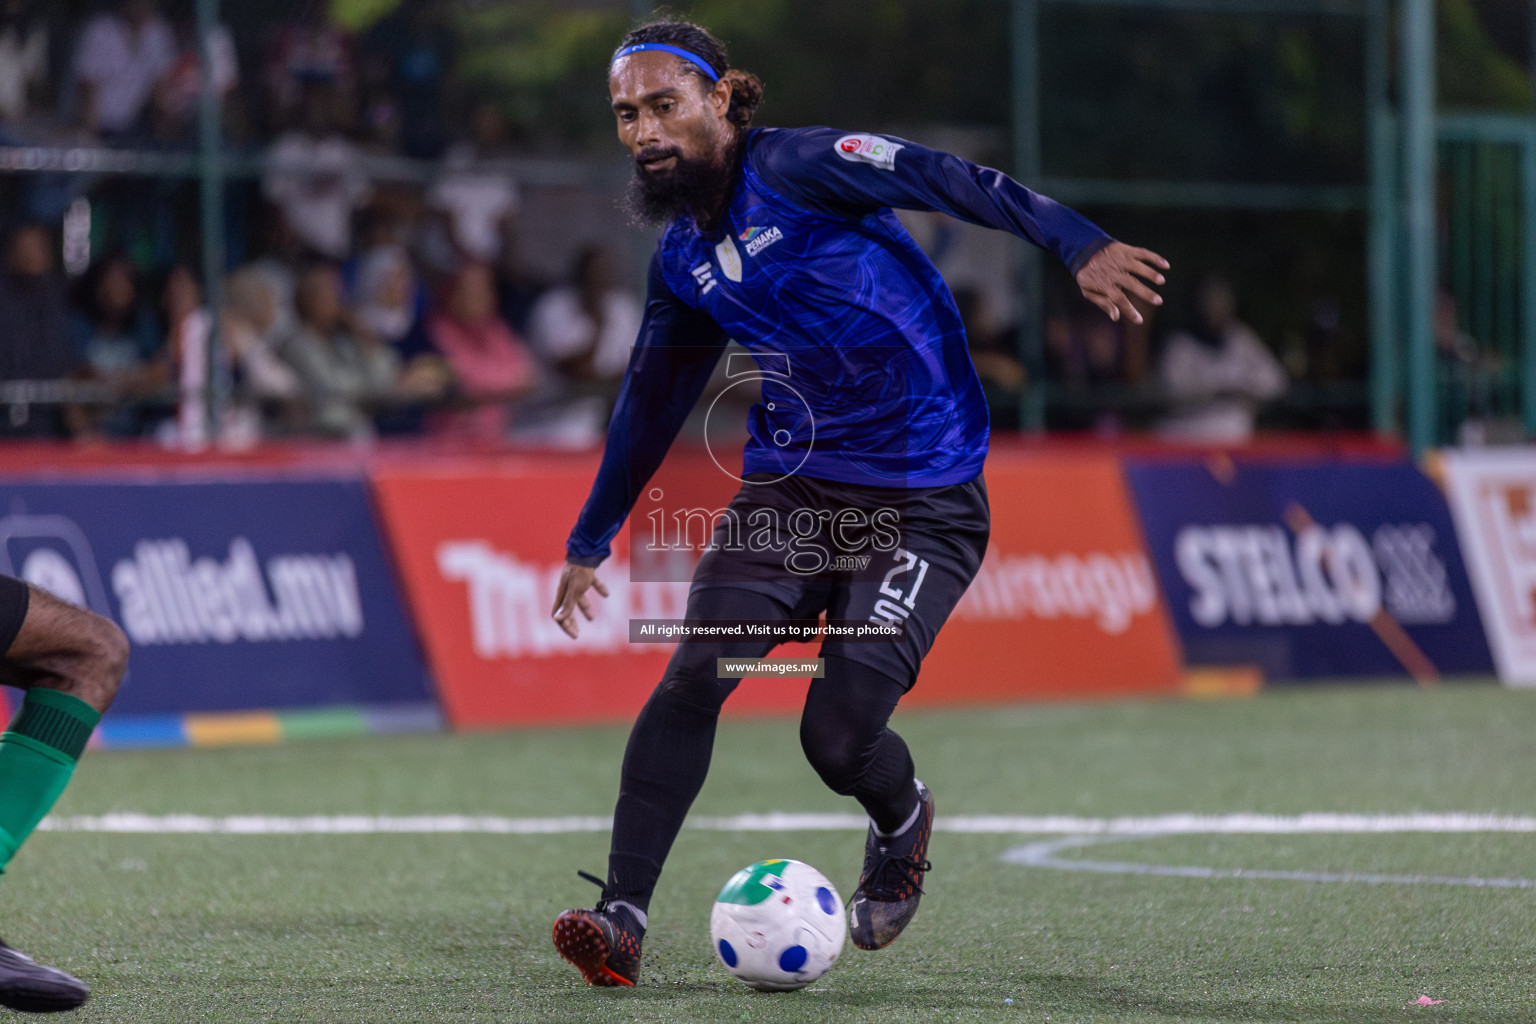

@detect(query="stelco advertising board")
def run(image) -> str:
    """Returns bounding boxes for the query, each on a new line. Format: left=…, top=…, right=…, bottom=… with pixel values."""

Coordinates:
left=1124, top=458, right=1493, bottom=681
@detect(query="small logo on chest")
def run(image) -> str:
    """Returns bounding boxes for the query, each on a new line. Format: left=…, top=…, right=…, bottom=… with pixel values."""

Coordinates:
left=691, top=262, right=717, bottom=294
left=714, top=234, right=744, bottom=282
left=739, top=225, right=784, bottom=257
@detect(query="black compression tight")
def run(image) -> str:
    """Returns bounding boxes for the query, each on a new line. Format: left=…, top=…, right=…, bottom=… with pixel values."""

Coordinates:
left=605, top=587, right=919, bottom=913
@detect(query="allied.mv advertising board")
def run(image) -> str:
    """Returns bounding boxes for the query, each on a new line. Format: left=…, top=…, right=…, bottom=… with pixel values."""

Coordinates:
left=0, top=476, right=432, bottom=715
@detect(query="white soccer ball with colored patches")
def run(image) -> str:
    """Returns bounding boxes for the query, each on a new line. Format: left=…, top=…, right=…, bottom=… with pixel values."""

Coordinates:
left=708, top=858, right=846, bottom=991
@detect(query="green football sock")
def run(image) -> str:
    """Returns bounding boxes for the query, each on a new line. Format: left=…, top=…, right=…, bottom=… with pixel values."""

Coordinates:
left=0, top=689, right=99, bottom=872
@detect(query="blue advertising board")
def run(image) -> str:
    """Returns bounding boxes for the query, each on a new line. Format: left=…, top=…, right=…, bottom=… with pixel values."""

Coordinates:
left=1123, top=459, right=1494, bottom=680
left=0, top=475, right=433, bottom=715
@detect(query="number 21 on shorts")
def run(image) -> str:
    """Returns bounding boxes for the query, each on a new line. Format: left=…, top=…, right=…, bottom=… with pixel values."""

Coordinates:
left=869, top=548, right=930, bottom=627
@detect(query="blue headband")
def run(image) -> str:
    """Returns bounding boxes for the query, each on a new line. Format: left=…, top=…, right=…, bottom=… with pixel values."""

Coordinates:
left=612, top=43, right=721, bottom=82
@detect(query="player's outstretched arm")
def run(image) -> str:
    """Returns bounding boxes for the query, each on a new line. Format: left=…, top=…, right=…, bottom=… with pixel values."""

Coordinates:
left=562, top=252, right=730, bottom=577
left=1075, top=241, right=1169, bottom=325
left=753, top=129, right=1165, bottom=300
left=551, top=561, right=611, bottom=640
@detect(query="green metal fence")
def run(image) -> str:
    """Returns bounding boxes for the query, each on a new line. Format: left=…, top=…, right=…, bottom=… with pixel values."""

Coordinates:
left=1016, top=0, right=1536, bottom=448
left=1434, top=113, right=1536, bottom=444
left=1376, top=109, right=1536, bottom=448
left=1013, top=0, right=1386, bottom=434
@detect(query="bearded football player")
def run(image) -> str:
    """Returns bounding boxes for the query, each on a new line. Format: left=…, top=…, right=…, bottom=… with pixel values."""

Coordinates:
left=549, top=18, right=1167, bottom=986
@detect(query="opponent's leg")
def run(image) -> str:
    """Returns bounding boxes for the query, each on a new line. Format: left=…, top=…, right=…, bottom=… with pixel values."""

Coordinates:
left=799, top=655, right=933, bottom=950
left=0, top=578, right=128, bottom=1012
left=554, top=585, right=789, bottom=986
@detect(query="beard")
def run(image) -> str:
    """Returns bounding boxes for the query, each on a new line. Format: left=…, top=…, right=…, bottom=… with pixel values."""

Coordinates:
left=622, top=144, right=738, bottom=228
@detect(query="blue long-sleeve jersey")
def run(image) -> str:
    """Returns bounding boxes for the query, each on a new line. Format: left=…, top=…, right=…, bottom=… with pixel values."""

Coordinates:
left=566, top=126, right=1112, bottom=565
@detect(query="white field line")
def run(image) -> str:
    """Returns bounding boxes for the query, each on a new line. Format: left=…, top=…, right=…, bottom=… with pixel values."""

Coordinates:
left=1004, top=834, right=1536, bottom=889
left=33, top=811, right=1536, bottom=836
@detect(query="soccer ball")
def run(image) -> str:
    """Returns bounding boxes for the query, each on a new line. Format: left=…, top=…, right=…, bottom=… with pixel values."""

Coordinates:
left=708, top=858, right=846, bottom=991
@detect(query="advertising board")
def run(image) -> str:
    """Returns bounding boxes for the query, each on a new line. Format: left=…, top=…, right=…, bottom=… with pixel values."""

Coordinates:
left=0, top=476, right=432, bottom=714
left=1441, top=450, right=1536, bottom=686
left=1124, top=459, right=1492, bottom=680
left=374, top=451, right=1183, bottom=728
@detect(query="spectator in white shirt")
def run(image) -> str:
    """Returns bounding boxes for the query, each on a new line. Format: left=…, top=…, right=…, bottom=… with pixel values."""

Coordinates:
left=163, top=265, right=220, bottom=447
left=527, top=245, right=640, bottom=384
left=72, top=0, right=176, bottom=141
left=1156, top=275, right=1287, bottom=444
left=428, top=102, right=520, bottom=264
left=0, top=0, right=47, bottom=129
left=518, top=245, right=641, bottom=446
left=262, top=82, right=370, bottom=261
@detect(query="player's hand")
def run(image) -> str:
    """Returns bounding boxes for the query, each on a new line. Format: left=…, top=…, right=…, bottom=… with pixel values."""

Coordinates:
left=1075, top=242, right=1169, bottom=325
left=551, top=561, right=610, bottom=640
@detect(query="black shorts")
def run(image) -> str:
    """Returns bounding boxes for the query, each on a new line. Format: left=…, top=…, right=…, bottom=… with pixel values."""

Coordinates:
left=0, top=575, right=28, bottom=656
left=688, top=472, right=990, bottom=687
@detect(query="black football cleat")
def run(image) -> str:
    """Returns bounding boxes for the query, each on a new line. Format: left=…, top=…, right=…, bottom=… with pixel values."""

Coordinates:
left=552, top=872, right=643, bottom=987
left=848, top=779, right=935, bottom=950
left=0, top=940, right=88, bottom=1013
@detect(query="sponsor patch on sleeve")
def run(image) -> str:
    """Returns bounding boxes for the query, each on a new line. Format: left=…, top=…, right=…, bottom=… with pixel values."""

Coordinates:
left=834, top=133, right=903, bottom=171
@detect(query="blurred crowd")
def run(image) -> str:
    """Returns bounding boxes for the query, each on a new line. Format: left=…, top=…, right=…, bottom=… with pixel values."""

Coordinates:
left=959, top=274, right=1293, bottom=443
left=0, top=0, right=1498, bottom=446
left=0, top=0, right=465, bottom=156
left=0, top=0, right=647, bottom=447
left=0, top=214, right=640, bottom=447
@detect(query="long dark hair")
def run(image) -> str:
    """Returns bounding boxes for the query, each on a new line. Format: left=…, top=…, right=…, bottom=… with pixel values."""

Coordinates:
left=615, top=19, right=764, bottom=130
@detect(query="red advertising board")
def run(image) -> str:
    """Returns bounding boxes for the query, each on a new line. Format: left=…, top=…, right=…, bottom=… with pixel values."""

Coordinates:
left=373, top=457, right=689, bottom=728
left=906, top=451, right=1184, bottom=705
left=373, top=450, right=1183, bottom=729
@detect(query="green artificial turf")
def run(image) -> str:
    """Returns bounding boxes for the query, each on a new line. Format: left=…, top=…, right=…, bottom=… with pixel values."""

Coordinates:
left=5, top=683, right=1533, bottom=1022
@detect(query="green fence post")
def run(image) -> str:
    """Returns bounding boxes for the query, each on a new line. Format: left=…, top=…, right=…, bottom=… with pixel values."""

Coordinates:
left=1012, top=0, right=1045, bottom=431
left=1366, top=0, right=1396, bottom=436
left=1524, top=124, right=1536, bottom=437
left=1402, top=0, right=1437, bottom=453
left=196, top=0, right=226, bottom=444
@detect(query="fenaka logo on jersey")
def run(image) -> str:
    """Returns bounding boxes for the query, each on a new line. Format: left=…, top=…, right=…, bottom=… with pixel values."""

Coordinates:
left=714, top=234, right=744, bottom=282
left=739, top=224, right=784, bottom=257
left=836, top=133, right=903, bottom=171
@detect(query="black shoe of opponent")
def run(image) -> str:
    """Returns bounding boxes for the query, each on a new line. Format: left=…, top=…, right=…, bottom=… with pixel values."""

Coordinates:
left=0, top=940, right=89, bottom=1013
left=552, top=871, right=644, bottom=987
left=848, top=779, right=935, bottom=951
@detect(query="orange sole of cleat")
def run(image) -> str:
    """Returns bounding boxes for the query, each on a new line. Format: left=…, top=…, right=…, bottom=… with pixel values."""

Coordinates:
left=552, top=915, right=635, bottom=987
